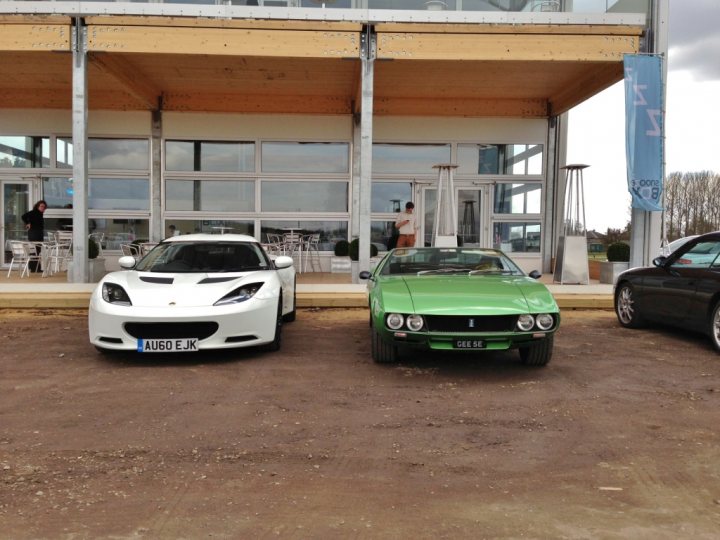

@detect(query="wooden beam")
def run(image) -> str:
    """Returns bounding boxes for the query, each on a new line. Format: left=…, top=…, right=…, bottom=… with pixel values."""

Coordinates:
left=90, top=53, right=161, bottom=110
left=375, top=23, right=644, bottom=36
left=87, top=25, right=360, bottom=59
left=86, top=15, right=361, bottom=33
left=550, top=63, right=624, bottom=115
left=0, top=88, right=70, bottom=109
left=0, top=23, right=70, bottom=52
left=376, top=33, right=639, bottom=61
left=374, top=97, right=548, bottom=117
left=163, top=92, right=352, bottom=114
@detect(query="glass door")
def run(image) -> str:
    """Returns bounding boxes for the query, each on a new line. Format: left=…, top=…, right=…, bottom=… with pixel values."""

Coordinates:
left=420, top=185, right=488, bottom=248
left=1, top=180, right=32, bottom=266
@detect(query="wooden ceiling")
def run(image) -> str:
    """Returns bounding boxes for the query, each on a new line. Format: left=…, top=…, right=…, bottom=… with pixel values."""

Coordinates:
left=0, top=15, right=643, bottom=117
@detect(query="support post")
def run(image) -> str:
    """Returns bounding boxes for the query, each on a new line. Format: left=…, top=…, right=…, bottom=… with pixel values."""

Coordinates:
left=70, top=18, right=89, bottom=283
left=356, top=25, right=375, bottom=282
left=150, top=110, right=163, bottom=242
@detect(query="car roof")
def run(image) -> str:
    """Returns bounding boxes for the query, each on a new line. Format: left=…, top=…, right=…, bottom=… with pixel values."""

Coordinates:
left=162, top=233, right=258, bottom=244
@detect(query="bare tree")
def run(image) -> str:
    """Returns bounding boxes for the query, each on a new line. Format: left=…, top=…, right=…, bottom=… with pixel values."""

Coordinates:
left=664, top=171, right=720, bottom=238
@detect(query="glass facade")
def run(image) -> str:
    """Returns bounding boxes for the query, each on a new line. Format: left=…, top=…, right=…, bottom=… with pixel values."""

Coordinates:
left=0, top=136, right=50, bottom=168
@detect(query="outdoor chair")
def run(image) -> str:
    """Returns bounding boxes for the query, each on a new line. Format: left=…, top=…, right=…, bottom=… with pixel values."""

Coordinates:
left=6, top=241, right=42, bottom=278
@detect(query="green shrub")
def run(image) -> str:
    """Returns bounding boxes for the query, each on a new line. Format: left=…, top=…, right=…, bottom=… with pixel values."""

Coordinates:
left=606, top=242, right=630, bottom=262
left=88, top=237, right=100, bottom=260
left=349, top=238, right=378, bottom=261
left=334, top=240, right=350, bottom=257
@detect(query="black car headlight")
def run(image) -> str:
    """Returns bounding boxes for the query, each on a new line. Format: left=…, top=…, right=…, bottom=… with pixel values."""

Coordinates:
left=102, top=283, right=132, bottom=306
left=214, top=282, right=264, bottom=306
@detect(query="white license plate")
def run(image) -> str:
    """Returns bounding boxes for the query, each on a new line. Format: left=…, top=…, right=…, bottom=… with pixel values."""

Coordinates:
left=453, top=339, right=484, bottom=349
left=138, top=338, right=198, bottom=353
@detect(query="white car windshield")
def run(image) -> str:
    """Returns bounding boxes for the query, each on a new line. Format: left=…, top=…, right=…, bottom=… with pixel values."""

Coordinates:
left=379, top=247, right=524, bottom=276
left=134, top=242, right=271, bottom=273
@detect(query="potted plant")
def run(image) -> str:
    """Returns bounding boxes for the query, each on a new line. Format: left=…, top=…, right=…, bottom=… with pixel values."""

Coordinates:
left=67, top=236, right=107, bottom=282
left=331, top=239, right=351, bottom=273
left=600, top=242, right=630, bottom=284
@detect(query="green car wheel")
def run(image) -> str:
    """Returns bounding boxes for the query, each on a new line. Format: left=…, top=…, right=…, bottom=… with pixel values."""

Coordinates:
left=371, top=326, right=398, bottom=364
left=519, top=335, right=553, bottom=366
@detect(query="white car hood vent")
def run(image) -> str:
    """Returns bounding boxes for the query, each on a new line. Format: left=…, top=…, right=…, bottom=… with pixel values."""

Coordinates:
left=140, top=276, right=174, bottom=284
left=198, top=276, right=239, bottom=284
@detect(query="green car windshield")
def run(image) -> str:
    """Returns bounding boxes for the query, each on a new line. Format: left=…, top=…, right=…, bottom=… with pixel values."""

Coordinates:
left=378, top=247, right=525, bottom=276
left=134, top=242, right=272, bottom=273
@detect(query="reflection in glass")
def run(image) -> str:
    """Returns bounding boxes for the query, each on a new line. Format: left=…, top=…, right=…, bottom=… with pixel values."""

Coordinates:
left=165, top=140, right=255, bottom=172
left=163, top=220, right=254, bottom=238
left=371, top=182, right=412, bottom=213
left=84, top=218, right=150, bottom=250
left=166, top=180, right=255, bottom=212
left=261, top=221, right=348, bottom=252
left=373, top=143, right=451, bottom=174
left=493, top=222, right=541, bottom=253
left=2, top=183, right=30, bottom=249
left=494, top=183, right=541, bottom=214
left=457, top=144, right=543, bottom=175
left=262, top=142, right=349, bottom=173
left=89, top=178, right=150, bottom=211
left=0, top=136, right=50, bottom=168
left=371, top=220, right=398, bottom=252
left=261, top=181, right=348, bottom=212
left=458, top=189, right=481, bottom=246
left=43, top=177, right=74, bottom=209
left=88, top=139, right=149, bottom=170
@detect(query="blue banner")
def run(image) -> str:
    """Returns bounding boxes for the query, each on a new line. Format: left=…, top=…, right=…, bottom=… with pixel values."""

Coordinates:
left=624, top=54, right=664, bottom=211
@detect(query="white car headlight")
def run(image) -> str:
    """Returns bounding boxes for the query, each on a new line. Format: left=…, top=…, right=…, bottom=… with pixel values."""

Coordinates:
left=535, top=313, right=554, bottom=331
left=386, top=313, right=404, bottom=330
left=102, top=283, right=132, bottom=306
left=214, top=282, right=264, bottom=306
left=517, top=314, right=535, bottom=332
left=406, top=314, right=424, bottom=332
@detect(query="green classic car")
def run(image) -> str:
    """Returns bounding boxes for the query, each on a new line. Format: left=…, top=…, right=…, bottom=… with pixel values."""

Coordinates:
left=359, top=247, right=560, bottom=366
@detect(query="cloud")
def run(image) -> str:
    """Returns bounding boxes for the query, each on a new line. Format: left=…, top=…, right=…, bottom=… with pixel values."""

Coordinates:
left=668, top=0, right=720, bottom=81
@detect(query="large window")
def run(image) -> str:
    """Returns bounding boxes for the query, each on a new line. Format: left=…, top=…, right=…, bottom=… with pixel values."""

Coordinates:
left=261, top=142, right=349, bottom=173
left=165, top=140, right=255, bottom=172
left=261, top=181, right=348, bottom=213
left=494, top=183, right=541, bottom=214
left=165, top=180, right=255, bottom=212
left=457, top=144, right=543, bottom=175
left=371, top=182, right=413, bottom=213
left=0, top=136, right=50, bottom=168
left=261, top=220, right=348, bottom=252
left=373, top=143, right=451, bottom=174
left=42, top=177, right=150, bottom=211
left=57, top=138, right=149, bottom=170
left=163, top=220, right=254, bottom=238
left=493, top=222, right=541, bottom=253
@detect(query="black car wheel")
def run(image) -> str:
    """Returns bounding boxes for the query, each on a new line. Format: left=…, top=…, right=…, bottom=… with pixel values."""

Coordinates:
left=371, top=325, right=397, bottom=364
left=265, top=297, right=283, bottom=351
left=519, top=335, right=553, bottom=366
left=615, top=282, right=644, bottom=328
left=709, top=302, right=720, bottom=352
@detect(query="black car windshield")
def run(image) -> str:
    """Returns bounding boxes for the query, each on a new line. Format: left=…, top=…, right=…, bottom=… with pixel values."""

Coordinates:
left=379, top=247, right=524, bottom=276
left=134, top=242, right=272, bottom=273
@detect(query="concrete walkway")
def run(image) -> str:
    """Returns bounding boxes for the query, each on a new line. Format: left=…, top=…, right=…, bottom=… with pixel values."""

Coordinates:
left=0, top=271, right=613, bottom=309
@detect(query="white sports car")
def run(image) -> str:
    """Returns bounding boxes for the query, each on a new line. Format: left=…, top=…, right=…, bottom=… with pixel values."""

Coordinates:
left=89, top=234, right=296, bottom=354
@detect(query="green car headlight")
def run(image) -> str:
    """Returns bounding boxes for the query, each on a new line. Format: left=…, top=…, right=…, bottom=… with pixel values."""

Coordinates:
left=406, top=314, right=424, bottom=332
left=386, top=313, right=404, bottom=330
left=517, top=314, right=535, bottom=332
left=536, top=313, right=554, bottom=331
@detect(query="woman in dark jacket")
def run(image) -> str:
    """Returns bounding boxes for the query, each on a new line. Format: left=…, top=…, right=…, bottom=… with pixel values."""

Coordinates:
left=21, top=199, right=47, bottom=272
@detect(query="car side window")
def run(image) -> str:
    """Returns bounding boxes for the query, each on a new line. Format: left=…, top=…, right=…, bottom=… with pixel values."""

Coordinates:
left=671, top=241, right=720, bottom=269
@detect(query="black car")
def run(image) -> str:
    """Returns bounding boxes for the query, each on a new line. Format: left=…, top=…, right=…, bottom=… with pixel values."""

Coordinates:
left=614, top=231, right=720, bottom=352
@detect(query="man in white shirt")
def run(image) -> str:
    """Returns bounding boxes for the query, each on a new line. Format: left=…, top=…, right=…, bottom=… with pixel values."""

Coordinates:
left=395, top=201, right=417, bottom=248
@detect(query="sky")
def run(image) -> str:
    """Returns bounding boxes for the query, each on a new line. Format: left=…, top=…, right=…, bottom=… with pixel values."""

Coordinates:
left=566, top=0, right=720, bottom=232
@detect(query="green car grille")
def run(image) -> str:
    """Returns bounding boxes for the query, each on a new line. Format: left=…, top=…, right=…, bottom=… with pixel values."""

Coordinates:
left=424, top=315, right=517, bottom=333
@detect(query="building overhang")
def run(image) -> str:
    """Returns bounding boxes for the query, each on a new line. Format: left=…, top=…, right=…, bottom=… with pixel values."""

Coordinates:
left=0, top=6, right=644, bottom=118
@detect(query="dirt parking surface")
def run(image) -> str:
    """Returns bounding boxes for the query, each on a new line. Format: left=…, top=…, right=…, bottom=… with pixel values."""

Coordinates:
left=1, top=308, right=720, bottom=539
